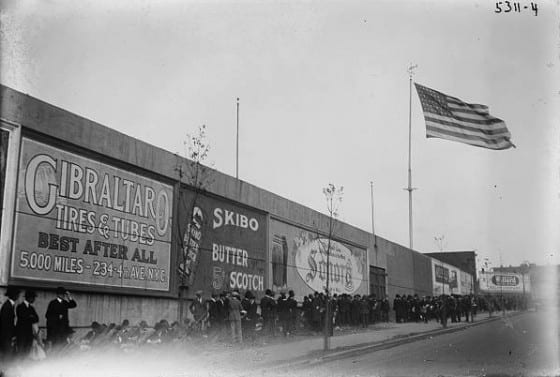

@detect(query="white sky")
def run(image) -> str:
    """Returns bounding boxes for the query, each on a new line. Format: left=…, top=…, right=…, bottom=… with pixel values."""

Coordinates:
left=1, top=0, right=559, bottom=268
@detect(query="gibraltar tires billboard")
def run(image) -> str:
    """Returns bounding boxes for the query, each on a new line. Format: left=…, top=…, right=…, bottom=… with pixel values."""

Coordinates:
left=11, top=138, right=173, bottom=291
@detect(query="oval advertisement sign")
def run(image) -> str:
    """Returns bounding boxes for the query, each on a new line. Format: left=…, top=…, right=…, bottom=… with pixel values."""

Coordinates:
left=295, top=238, right=363, bottom=295
left=491, top=274, right=520, bottom=287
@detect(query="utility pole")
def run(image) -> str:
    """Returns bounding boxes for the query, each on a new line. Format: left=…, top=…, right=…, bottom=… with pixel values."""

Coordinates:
left=500, top=253, right=505, bottom=316
left=442, top=262, right=446, bottom=295
left=370, top=181, right=377, bottom=265
left=236, top=98, right=240, bottom=179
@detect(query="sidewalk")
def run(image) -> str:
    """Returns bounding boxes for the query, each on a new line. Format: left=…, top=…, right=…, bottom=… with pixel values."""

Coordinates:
left=195, top=313, right=509, bottom=373
left=4, top=313, right=515, bottom=377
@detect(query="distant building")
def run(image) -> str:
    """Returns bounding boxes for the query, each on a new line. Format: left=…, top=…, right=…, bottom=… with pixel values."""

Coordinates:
left=424, top=251, right=477, bottom=279
left=494, top=264, right=559, bottom=303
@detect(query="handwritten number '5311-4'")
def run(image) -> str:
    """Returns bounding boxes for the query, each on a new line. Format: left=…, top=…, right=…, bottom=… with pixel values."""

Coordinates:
left=495, top=2, right=538, bottom=16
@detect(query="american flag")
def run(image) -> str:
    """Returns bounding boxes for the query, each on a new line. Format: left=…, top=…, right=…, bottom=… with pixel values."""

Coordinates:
left=414, top=83, right=515, bottom=150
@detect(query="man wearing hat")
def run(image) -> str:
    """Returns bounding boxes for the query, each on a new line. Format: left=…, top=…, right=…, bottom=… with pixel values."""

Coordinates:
left=260, top=289, right=277, bottom=337
left=16, top=290, right=40, bottom=356
left=189, top=290, right=208, bottom=333
left=241, top=291, right=257, bottom=342
left=228, top=291, right=244, bottom=343
left=0, top=286, right=20, bottom=359
left=45, top=287, right=77, bottom=349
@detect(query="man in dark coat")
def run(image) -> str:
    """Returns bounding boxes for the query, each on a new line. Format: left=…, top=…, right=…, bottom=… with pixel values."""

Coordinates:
left=0, top=286, right=20, bottom=360
left=286, top=290, right=298, bottom=335
left=302, top=295, right=312, bottom=331
left=439, top=295, right=449, bottom=328
left=311, top=292, right=322, bottom=332
left=206, top=293, right=220, bottom=338
left=360, top=296, right=369, bottom=328
left=351, top=295, right=361, bottom=326
left=228, top=291, right=244, bottom=343
left=189, top=290, right=208, bottom=332
left=260, top=289, right=277, bottom=337
left=45, top=287, right=77, bottom=348
left=16, top=290, right=40, bottom=357
left=241, top=291, right=258, bottom=342
left=276, top=291, right=289, bottom=336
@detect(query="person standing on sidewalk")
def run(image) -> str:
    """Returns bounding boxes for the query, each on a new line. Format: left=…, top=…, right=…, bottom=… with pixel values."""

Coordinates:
left=45, top=287, right=77, bottom=350
left=462, top=296, right=471, bottom=322
left=287, top=290, right=298, bottom=335
left=311, top=292, right=322, bottom=332
left=15, top=290, right=40, bottom=357
left=0, top=286, right=20, bottom=362
left=439, top=295, right=448, bottom=328
left=228, top=291, right=244, bottom=344
left=260, top=289, right=277, bottom=338
left=217, top=292, right=228, bottom=339
left=207, top=292, right=221, bottom=339
left=241, top=291, right=257, bottom=342
left=189, top=290, right=208, bottom=334
left=381, top=297, right=390, bottom=322
left=360, top=296, right=369, bottom=328
left=471, top=295, right=478, bottom=321
left=338, top=294, right=349, bottom=326
left=277, top=291, right=290, bottom=336
left=351, top=295, right=361, bottom=327
left=393, top=295, right=401, bottom=323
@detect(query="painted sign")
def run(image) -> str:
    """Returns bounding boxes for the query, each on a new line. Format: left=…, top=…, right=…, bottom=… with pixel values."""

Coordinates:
left=295, top=237, right=363, bottom=295
left=431, top=258, right=460, bottom=295
left=178, top=188, right=266, bottom=298
left=11, top=138, right=173, bottom=291
left=270, top=219, right=367, bottom=300
left=479, top=271, right=530, bottom=293
left=460, top=270, right=474, bottom=295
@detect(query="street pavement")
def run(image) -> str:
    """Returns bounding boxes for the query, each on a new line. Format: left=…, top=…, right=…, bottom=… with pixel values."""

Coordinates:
left=4, top=311, right=533, bottom=377
left=271, top=310, right=559, bottom=377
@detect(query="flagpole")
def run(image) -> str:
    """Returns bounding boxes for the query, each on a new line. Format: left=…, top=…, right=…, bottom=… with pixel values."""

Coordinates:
left=236, top=97, right=240, bottom=179
left=406, top=64, right=417, bottom=250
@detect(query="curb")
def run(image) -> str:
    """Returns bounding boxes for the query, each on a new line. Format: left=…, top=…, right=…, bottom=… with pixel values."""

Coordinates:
left=264, top=313, right=517, bottom=371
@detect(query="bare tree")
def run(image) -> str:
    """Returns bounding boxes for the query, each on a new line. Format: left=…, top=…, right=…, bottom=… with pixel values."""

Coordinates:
left=174, top=124, right=214, bottom=322
left=321, top=183, right=343, bottom=351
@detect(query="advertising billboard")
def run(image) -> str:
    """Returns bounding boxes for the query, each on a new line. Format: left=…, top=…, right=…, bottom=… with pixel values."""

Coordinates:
left=479, top=271, right=530, bottom=294
left=459, top=270, right=474, bottom=295
left=431, top=258, right=461, bottom=295
left=177, top=188, right=267, bottom=298
left=270, top=219, right=368, bottom=300
left=11, top=138, right=173, bottom=291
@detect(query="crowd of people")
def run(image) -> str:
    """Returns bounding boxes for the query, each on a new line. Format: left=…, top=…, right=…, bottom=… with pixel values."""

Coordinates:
left=392, top=294, right=479, bottom=326
left=0, top=286, right=77, bottom=365
left=0, top=285, right=530, bottom=366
